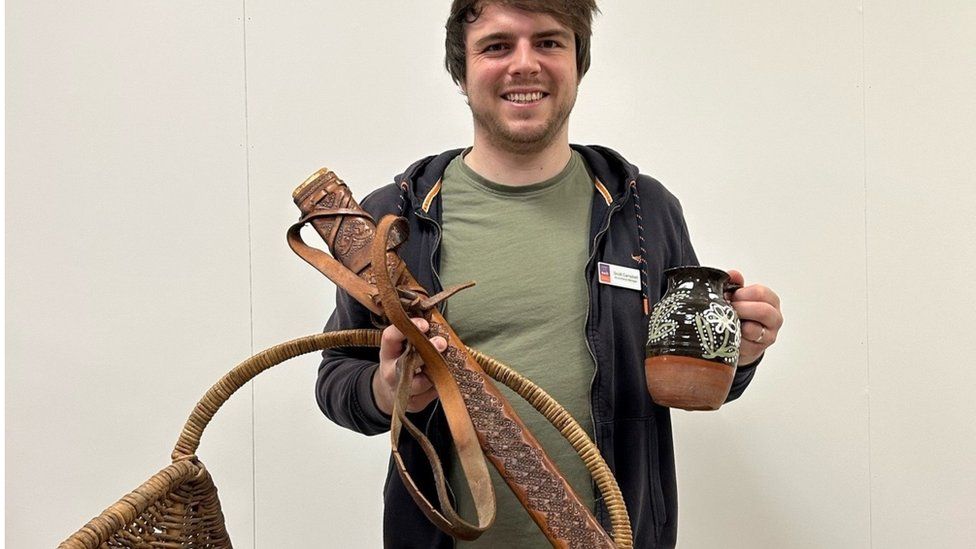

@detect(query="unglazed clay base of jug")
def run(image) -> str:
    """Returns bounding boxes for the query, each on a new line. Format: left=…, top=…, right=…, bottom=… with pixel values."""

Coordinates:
left=644, top=355, right=734, bottom=411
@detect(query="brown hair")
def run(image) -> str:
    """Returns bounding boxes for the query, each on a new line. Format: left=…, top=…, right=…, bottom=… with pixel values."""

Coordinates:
left=445, top=0, right=600, bottom=85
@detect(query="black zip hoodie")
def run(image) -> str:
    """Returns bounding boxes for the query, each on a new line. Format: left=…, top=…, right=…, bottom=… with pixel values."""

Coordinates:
left=316, top=145, right=758, bottom=548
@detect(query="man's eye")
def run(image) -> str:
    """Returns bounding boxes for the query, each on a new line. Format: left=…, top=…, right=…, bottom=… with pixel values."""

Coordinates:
left=539, top=40, right=561, bottom=48
left=484, top=43, right=508, bottom=53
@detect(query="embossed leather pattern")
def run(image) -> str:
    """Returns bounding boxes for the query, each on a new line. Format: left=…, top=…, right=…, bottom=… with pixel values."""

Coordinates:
left=288, top=168, right=614, bottom=548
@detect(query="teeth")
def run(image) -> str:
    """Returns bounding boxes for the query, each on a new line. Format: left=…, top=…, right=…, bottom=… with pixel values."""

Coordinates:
left=505, top=92, right=544, bottom=103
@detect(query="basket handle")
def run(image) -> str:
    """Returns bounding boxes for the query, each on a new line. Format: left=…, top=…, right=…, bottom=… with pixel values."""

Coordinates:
left=171, top=330, right=380, bottom=460
left=167, top=328, right=633, bottom=548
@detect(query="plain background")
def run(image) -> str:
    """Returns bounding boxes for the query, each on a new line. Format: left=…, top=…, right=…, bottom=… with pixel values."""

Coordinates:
left=7, top=1, right=975, bottom=547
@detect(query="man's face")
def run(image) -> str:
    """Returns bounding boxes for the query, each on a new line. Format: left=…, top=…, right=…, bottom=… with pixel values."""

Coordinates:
left=461, top=4, right=579, bottom=154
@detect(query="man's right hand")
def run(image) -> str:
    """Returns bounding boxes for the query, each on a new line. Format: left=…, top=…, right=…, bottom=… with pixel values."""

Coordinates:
left=372, top=318, right=447, bottom=416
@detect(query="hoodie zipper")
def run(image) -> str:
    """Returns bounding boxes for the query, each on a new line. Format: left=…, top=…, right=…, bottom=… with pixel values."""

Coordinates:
left=583, top=182, right=631, bottom=526
left=412, top=195, right=458, bottom=548
left=424, top=212, right=464, bottom=549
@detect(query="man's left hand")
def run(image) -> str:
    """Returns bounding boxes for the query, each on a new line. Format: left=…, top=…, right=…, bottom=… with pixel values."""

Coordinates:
left=727, top=269, right=783, bottom=366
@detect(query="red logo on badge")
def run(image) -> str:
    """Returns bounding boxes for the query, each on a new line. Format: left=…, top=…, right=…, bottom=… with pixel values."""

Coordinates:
left=599, top=263, right=611, bottom=284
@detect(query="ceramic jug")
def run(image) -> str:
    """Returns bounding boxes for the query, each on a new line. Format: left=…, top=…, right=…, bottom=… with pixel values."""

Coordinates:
left=644, top=266, right=741, bottom=410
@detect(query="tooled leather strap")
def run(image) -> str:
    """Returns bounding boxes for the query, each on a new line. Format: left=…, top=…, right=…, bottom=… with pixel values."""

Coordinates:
left=373, top=216, right=495, bottom=540
left=291, top=168, right=615, bottom=548
left=287, top=213, right=382, bottom=316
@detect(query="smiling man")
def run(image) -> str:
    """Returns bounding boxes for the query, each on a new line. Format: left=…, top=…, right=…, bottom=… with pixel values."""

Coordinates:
left=462, top=5, right=578, bottom=164
left=316, top=1, right=784, bottom=548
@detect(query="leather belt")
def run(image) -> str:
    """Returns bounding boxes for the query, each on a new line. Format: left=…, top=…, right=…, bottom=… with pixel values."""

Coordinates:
left=288, top=168, right=615, bottom=548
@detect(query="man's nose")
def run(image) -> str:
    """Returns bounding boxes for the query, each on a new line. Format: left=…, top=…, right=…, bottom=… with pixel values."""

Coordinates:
left=509, top=41, right=541, bottom=77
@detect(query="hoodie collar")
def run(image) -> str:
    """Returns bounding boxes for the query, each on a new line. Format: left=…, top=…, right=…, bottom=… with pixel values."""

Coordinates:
left=395, top=145, right=641, bottom=214
left=572, top=144, right=641, bottom=203
left=393, top=149, right=464, bottom=210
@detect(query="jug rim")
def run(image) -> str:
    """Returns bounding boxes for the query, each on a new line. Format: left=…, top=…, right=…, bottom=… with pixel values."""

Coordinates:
left=663, top=265, right=730, bottom=281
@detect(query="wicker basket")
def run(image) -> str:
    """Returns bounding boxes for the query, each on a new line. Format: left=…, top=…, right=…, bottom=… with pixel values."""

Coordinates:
left=59, top=330, right=632, bottom=548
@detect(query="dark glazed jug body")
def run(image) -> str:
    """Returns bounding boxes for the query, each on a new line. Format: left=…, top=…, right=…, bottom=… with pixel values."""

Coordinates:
left=645, top=266, right=741, bottom=410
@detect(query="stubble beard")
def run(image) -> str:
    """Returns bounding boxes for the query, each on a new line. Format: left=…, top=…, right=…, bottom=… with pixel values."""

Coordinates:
left=470, top=90, right=577, bottom=155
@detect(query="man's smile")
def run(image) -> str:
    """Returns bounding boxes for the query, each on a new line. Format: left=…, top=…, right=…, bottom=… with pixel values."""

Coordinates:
left=502, top=91, right=548, bottom=104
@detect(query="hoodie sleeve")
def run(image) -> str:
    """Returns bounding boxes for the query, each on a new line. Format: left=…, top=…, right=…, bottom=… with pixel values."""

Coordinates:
left=316, top=285, right=392, bottom=436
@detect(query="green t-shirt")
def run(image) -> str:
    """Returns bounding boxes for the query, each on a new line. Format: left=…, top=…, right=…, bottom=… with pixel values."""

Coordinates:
left=440, top=151, right=596, bottom=547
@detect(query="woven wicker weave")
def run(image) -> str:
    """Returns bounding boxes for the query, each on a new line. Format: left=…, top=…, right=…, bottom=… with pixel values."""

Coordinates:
left=59, top=330, right=632, bottom=548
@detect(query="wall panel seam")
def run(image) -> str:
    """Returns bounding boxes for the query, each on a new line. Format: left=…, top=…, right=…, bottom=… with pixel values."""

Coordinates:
left=860, top=2, right=874, bottom=548
left=240, top=0, right=258, bottom=547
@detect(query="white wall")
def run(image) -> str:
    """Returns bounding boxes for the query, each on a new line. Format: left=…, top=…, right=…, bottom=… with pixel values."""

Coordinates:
left=7, top=1, right=975, bottom=547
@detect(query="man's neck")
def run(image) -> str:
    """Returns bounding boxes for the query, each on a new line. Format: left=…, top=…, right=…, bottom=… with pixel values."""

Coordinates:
left=463, top=138, right=573, bottom=187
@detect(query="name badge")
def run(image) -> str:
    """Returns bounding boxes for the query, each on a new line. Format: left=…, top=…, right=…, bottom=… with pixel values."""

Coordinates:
left=597, top=262, right=641, bottom=291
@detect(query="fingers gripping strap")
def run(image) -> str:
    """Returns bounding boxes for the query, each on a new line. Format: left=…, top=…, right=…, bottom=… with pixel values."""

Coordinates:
left=373, top=216, right=496, bottom=539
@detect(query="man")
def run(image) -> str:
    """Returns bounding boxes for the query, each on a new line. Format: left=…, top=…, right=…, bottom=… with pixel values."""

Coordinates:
left=316, top=1, right=784, bottom=547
